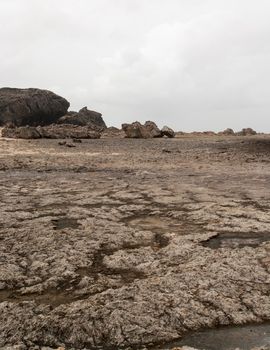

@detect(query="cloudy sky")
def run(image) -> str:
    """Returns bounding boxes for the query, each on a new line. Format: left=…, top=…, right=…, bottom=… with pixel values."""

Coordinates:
left=1, top=0, right=270, bottom=131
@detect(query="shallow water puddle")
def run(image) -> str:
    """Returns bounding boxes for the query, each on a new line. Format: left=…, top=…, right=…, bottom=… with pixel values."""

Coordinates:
left=52, top=217, right=80, bottom=230
left=154, top=323, right=270, bottom=350
left=127, top=215, right=184, bottom=235
left=203, top=232, right=270, bottom=249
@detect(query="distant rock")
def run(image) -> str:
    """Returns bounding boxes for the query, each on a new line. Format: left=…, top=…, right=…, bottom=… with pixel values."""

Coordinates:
left=161, top=126, right=175, bottom=138
left=122, top=121, right=162, bottom=138
left=101, top=127, right=125, bottom=138
left=144, top=121, right=162, bottom=138
left=236, top=128, right=257, bottom=136
left=2, top=124, right=101, bottom=139
left=58, top=107, right=106, bottom=131
left=0, top=88, right=69, bottom=126
left=219, top=128, right=235, bottom=136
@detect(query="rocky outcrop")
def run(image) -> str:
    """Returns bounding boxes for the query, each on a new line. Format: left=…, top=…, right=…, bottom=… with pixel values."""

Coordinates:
left=161, top=126, right=175, bottom=138
left=2, top=126, right=41, bottom=139
left=236, top=128, right=257, bottom=136
left=58, top=107, right=106, bottom=131
left=0, top=88, right=70, bottom=126
left=219, top=128, right=235, bottom=136
left=122, top=121, right=162, bottom=138
left=2, top=124, right=101, bottom=139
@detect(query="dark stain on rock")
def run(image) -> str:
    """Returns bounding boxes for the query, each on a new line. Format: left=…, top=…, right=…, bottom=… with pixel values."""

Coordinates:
left=202, top=231, right=270, bottom=249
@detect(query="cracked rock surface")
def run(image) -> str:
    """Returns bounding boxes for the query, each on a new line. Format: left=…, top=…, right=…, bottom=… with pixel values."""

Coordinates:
left=0, top=134, right=269, bottom=349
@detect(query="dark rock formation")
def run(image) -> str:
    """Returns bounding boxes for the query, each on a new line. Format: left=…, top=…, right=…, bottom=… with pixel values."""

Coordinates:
left=2, top=124, right=101, bottom=139
left=219, top=128, right=235, bottom=136
left=161, top=126, right=175, bottom=138
left=58, top=107, right=106, bottom=131
left=0, top=88, right=70, bottom=126
left=122, top=121, right=162, bottom=138
left=236, top=128, right=257, bottom=136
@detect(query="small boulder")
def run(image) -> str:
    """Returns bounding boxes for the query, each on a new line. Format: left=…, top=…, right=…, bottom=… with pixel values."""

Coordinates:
left=161, top=126, right=175, bottom=138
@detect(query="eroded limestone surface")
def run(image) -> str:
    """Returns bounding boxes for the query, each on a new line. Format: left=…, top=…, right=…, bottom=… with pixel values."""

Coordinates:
left=0, top=135, right=269, bottom=349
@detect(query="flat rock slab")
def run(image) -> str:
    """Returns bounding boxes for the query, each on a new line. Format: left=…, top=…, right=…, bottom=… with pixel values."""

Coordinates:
left=0, top=135, right=269, bottom=349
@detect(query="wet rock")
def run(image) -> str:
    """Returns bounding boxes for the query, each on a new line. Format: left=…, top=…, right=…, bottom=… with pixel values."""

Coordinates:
left=122, top=121, right=162, bottom=138
left=72, top=139, right=82, bottom=143
left=58, top=107, right=106, bottom=131
left=161, top=126, right=175, bottom=138
left=0, top=88, right=69, bottom=126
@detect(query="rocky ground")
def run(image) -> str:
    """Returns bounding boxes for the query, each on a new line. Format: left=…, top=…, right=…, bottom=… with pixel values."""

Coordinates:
left=0, top=133, right=269, bottom=350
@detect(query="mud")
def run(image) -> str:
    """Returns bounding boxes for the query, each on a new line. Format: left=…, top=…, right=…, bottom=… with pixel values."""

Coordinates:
left=0, top=135, right=269, bottom=349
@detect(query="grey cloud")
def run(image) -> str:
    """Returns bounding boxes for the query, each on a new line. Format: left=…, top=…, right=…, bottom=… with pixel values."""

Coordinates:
left=1, top=0, right=270, bottom=131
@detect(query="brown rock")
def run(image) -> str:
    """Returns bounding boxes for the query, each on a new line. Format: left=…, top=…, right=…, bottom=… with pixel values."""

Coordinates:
left=2, top=126, right=41, bottom=139
left=2, top=124, right=101, bottom=139
left=161, top=126, right=175, bottom=138
left=122, top=121, right=162, bottom=138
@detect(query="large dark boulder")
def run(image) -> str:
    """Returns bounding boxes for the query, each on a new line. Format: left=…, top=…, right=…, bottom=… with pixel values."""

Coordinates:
left=58, top=107, right=106, bottom=131
left=0, top=88, right=70, bottom=126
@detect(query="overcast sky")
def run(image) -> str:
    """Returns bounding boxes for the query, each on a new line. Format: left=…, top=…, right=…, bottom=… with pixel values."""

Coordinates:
left=1, top=0, right=270, bottom=131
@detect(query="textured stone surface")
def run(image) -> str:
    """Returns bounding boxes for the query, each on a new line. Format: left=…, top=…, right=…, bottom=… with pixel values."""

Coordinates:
left=122, top=121, right=162, bottom=138
left=161, top=126, right=175, bottom=138
left=58, top=107, right=106, bottom=132
left=0, top=88, right=69, bottom=126
left=2, top=124, right=101, bottom=139
left=0, top=135, right=269, bottom=349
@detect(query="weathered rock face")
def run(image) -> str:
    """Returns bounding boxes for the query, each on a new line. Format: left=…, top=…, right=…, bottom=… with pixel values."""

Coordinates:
left=161, top=126, right=175, bottom=138
left=122, top=121, right=162, bottom=138
left=2, top=124, right=101, bottom=139
left=37, top=124, right=101, bottom=139
left=58, top=107, right=106, bottom=131
left=2, top=126, right=41, bottom=139
left=144, top=121, right=163, bottom=138
left=0, top=88, right=70, bottom=126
